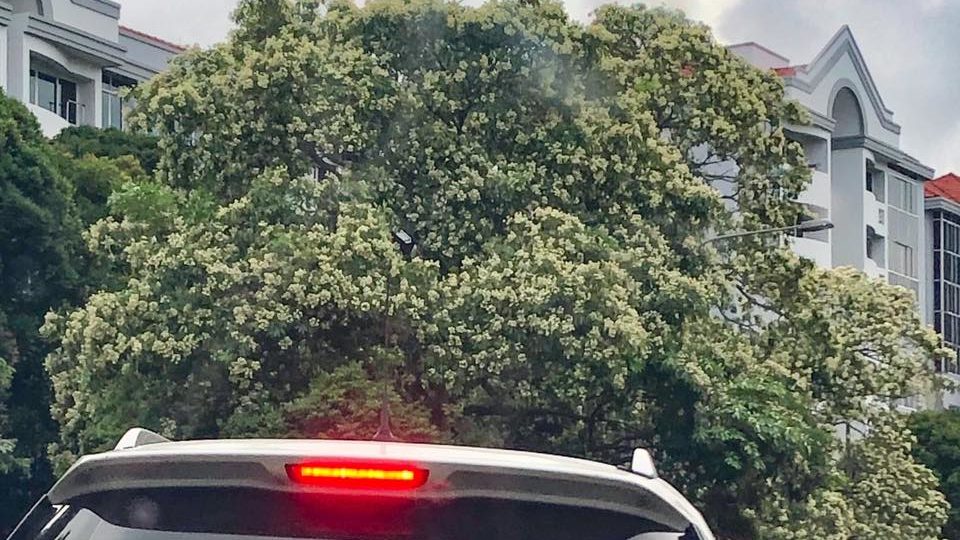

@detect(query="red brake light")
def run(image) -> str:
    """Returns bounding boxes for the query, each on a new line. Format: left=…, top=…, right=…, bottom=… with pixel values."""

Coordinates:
left=286, top=462, right=429, bottom=489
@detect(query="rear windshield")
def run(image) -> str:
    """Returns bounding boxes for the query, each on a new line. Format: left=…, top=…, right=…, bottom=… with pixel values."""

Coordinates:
left=12, top=489, right=696, bottom=540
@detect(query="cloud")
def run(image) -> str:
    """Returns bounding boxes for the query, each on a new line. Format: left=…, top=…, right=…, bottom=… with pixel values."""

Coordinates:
left=116, top=0, right=239, bottom=48
left=116, top=0, right=958, bottom=175
left=700, top=0, right=960, bottom=175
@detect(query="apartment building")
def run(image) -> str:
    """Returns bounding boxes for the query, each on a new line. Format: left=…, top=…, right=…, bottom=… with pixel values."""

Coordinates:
left=924, top=173, right=960, bottom=407
left=731, top=27, right=934, bottom=317
left=732, top=28, right=953, bottom=411
left=0, top=0, right=182, bottom=136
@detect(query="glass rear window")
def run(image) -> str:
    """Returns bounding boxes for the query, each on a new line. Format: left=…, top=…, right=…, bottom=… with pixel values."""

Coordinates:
left=15, top=488, right=695, bottom=540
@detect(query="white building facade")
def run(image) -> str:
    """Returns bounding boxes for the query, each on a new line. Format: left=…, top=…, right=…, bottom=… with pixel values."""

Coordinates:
left=731, top=27, right=934, bottom=319
left=0, top=0, right=181, bottom=136
left=732, top=28, right=948, bottom=412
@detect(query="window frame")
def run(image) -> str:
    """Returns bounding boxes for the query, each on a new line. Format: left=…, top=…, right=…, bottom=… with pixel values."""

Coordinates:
left=888, top=174, right=918, bottom=215
left=101, top=71, right=135, bottom=130
left=29, top=69, right=79, bottom=124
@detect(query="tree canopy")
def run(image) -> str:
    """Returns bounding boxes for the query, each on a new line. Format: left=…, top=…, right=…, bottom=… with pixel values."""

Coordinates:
left=0, top=91, right=152, bottom=534
left=41, top=0, right=949, bottom=537
left=910, top=409, right=960, bottom=539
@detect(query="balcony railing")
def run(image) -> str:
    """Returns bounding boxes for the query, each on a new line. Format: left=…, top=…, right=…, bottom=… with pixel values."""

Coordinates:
left=41, top=99, right=84, bottom=125
left=863, top=189, right=886, bottom=235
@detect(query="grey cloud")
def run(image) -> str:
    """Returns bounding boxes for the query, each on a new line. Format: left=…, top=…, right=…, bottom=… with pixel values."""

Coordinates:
left=705, top=0, right=960, bottom=176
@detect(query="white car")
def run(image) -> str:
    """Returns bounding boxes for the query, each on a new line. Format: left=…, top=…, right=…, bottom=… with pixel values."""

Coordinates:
left=7, top=428, right=715, bottom=540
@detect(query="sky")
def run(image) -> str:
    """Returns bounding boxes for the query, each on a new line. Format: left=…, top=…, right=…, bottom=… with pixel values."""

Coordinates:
left=116, top=0, right=960, bottom=175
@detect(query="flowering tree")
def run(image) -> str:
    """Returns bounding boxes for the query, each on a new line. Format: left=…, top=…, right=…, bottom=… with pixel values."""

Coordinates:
left=43, top=0, right=949, bottom=537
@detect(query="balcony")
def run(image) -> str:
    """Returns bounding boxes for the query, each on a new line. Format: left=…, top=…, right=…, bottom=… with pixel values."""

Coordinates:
left=789, top=235, right=831, bottom=268
left=28, top=103, right=72, bottom=137
left=863, top=189, right=886, bottom=236
left=864, top=255, right=885, bottom=279
left=798, top=169, right=831, bottom=209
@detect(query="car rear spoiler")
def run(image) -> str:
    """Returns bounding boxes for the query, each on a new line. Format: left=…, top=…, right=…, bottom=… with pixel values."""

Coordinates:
left=48, top=449, right=692, bottom=534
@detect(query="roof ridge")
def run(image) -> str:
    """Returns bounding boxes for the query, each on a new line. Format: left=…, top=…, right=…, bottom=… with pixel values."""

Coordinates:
left=119, top=24, right=186, bottom=52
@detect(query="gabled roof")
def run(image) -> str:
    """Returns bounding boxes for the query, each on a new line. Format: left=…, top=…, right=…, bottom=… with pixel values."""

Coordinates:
left=926, top=173, right=960, bottom=203
left=779, top=25, right=901, bottom=135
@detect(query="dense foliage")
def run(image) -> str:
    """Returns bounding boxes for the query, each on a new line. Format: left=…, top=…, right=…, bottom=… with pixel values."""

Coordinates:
left=0, top=93, right=152, bottom=534
left=910, top=409, right=960, bottom=539
left=55, top=126, right=160, bottom=174
left=38, top=0, right=949, bottom=538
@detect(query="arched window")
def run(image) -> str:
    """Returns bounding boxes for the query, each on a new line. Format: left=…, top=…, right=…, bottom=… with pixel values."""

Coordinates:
left=831, top=87, right=865, bottom=138
left=35, top=0, right=44, bottom=15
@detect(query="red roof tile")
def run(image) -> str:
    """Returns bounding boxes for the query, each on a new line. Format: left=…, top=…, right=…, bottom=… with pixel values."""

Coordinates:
left=773, top=65, right=806, bottom=77
left=925, top=173, right=960, bottom=203
left=119, top=25, right=186, bottom=52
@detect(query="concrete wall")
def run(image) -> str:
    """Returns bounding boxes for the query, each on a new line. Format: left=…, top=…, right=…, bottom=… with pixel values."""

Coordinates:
left=0, top=26, right=6, bottom=92
left=6, top=13, right=27, bottom=100
left=831, top=147, right=867, bottom=269
left=119, top=31, right=178, bottom=74
left=28, top=102, right=67, bottom=135
left=48, top=0, right=116, bottom=40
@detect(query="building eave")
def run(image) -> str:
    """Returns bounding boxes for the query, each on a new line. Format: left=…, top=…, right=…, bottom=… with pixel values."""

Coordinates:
left=805, top=107, right=837, bottom=131
left=925, top=196, right=960, bottom=217
left=110, top=60, right=158, bottom=83
left=832, top=135, right=935, bottom=180
left=25, top=14, right=126, bottom=67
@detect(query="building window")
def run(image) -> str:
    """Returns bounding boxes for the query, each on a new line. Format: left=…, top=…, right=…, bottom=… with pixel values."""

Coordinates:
left=865, top=165, right=885, bottom=202
left=934, top=213, right=960, bottom=375
left=890, top=241, right=915, bottom=278
left=29, top=69, right=78, bottom=124
left=889, top=176, right=916, bottom=214
left=866, top=229, right=884, bottom=263
left=101, top=72, right=135, bottom=130
left=101, top=91, right=122, bottom=129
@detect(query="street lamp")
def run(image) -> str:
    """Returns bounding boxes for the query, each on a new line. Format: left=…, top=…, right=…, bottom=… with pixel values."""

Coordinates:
left=701, top=218, right=834, bottom=247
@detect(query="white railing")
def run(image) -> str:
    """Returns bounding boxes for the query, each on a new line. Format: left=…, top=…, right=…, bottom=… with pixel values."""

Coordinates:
left=863, top=255, right=885, bottom=279
left=863, top=189, right=886, bottom=235
left=60, top=100, right=86, bottom=125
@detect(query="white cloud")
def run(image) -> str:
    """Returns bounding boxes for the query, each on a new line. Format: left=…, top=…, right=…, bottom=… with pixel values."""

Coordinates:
left=116, top=0, right=239, bottom=48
